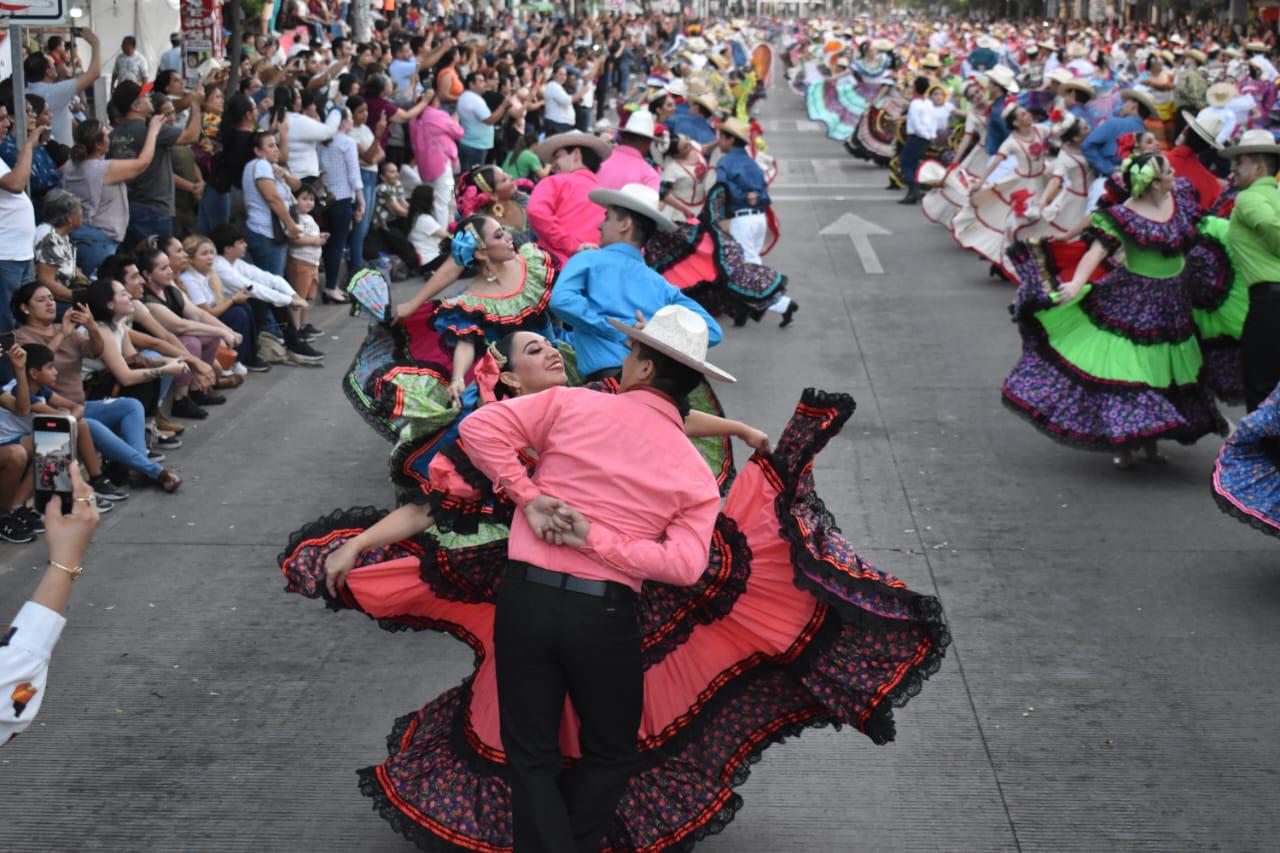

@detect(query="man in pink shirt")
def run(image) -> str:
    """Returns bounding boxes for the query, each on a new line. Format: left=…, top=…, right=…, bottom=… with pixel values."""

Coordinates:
left=459, top=304, right=734, bottom=853
left=595, top=109, right=661, bottom=191
left=527, top=131, right=612, bottom=265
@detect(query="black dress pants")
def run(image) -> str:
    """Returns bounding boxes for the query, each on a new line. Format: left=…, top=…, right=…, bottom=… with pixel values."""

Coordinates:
left=494, top=564, right=642, bottom=853
left=1241, top=283, right=1280, bottom=412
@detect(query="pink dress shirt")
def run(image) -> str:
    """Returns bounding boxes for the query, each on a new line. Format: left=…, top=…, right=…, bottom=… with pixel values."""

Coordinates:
left=526, top=168, right=605, bottom=266
left=458, top=386, right=721, bottom=591
left=410, top=107, right=463, bottom=182
left=595, top=144, right=661, bottom=192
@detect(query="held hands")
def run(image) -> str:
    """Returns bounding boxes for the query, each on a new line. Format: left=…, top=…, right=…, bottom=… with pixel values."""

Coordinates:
left=574, top=242, right=599, bottom=254
left=447, top=376, right=467, bottom=406
left=738, top=425, right=771, bottom=454
left=524, top=495, right=591, bottom=548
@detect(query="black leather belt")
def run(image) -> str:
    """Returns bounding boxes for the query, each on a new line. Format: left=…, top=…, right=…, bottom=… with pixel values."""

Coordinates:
left=509, top=561, right=636, bottom=602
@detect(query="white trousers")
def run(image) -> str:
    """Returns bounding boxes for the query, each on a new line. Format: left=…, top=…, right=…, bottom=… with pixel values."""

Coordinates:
left=728, top=212, right=767, bottom=265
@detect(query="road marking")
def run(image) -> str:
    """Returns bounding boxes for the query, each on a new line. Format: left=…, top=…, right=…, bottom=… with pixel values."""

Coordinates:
left=760, top=119, right=825, bottom=131
left=773, top=194, right=896, bottom=202
left=818, top=212, right=891, bottom=274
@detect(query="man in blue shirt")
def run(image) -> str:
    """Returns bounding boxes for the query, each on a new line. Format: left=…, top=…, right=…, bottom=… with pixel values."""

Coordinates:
left=1081, top=89, right=1154, bottom=177
left=456, top=72, right=512, bottom=173
left=983, top=66, right=1020, bottom=155
left=664, top=94, right=719, bottom=147
left=158, top=33, right=182, bottom=74
left=550, top=183, right=723, bottom=381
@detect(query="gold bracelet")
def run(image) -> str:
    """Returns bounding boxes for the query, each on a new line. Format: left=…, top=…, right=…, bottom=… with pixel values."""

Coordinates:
left=49, top=560, right=83, bottom=581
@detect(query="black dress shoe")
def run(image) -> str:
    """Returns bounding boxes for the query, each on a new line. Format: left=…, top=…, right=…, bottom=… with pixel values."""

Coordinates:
left=779, top=301, right=799, bottom=327
left=190, top=391, right=227, bottom=406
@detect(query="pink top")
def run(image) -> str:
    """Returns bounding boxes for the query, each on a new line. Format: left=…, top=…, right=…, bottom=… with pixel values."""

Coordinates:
left=526, top=168, right=605, bottom=265
left=458, top=385, right=721, bottom=591
left=595, top=144, right=661, bottom=192
left=410, top=107, right=463, bottom=182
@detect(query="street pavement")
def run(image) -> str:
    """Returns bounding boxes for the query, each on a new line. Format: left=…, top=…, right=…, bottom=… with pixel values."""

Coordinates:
left=3, top=80, right=1279, bottom=853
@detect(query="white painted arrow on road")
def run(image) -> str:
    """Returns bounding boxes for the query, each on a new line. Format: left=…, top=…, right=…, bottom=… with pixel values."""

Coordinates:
left=819, top=213, right=891, bottom=275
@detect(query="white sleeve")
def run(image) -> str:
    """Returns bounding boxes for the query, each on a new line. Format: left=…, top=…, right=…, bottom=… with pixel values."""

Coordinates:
left=0, top=602, right=66, bottom=747
left=235, top=260, right=294, bottom=306
left=288, top=112, right=338, bottom=144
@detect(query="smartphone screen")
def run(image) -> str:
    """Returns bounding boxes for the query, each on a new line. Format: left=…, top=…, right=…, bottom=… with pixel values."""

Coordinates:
left=0, top=332, right=14, bottom=350
left=33, top=415, right=76, bottom=514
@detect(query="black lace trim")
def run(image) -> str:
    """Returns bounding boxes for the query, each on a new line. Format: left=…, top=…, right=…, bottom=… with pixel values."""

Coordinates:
left=278, top=504, right=391, bottom=603
left=342, top=347, right=401, bottom=443
left=1090, top=179, right=1201, bottom=257
left=1079, top=225, right=1122, bottom=258
left=1210, top=482, right=1280, bottom=540
left=638, top=514, right=752, bottom=670
left=761, top=388, right=951, bottom=745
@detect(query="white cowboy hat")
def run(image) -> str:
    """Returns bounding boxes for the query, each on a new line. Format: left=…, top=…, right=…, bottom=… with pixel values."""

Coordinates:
left=1245, top=40, right=1268, bottom=53
left=1182, top=108, right=1225, bottom=149
left=621, top=109, right=658, bottom=140
left=1024, top=44, right=1040, bottom=56
left=1066, top=42, right=1090, bottom=59
left=1037, top=38, right=1060, bottom=52
left=871, top=38, right=895, bottom=52
left=588, top=182, right=677, bottom=233
left=664, top=79, right=688, bottom=99
left=607, top=305, right=736, bottom=383
left=532, top=131, right=613, bottom=166
left=1060, top=78, right=1095, bottom=100
left=1120, top=88, right=1158, bottom=117
left=691, top=93, right=721, bottom=115
left=1186, top=49, right=1208, bottom=64
left=717, top=117, right=752, bottom=144
left=1043, top=67, right=1074, bottom=86
left=1206, top=81, right=1237, bottom=108
left=1221, top=128, right=1280, bottom=159
left=1170, top=34, right=1185, bottom=45
left=985, top=65, right=1020, bottom=93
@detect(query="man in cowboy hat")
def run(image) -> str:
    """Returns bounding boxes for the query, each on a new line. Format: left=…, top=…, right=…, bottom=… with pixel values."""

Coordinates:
left=1173, top=48, right=1209, bottom=118
left=527, top=131, right=613, bottom=266
left=549, top=183, right=723, bottom=382
left=664, top=92, right=719, bottom=147
left=983, top=65, right=1020, bottom=155
left=1082, top=89, right=1154, bottom=178
left=1223, top=129, right=1280, bottom=410
left=1167, top=108, right=1227, bottom=209
left=1060, top=78, right=1100, bottom=129
left=715, top=121, right=767, bottom=253
left=596, top=110, right=661, bottom=192
left=459, top=301, right=730, bottom=853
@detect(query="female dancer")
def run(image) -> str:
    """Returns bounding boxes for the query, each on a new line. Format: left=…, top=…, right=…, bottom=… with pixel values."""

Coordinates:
left=280, top=332, right=949, bottom=852
left=455, top=166, right=537, bottom=247
left=1001, top=153, right=1229, bottom=469
left=1008, top=111, right=1092, bottom=243
left=922, top=80, right=989, bottom=228
left=951, top=103, right=1048, bottom=280
left=1212, top=381, right=1280, bottom=539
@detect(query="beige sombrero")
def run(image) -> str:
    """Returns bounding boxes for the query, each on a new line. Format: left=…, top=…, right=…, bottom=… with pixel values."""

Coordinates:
left=533, top=131, right=612, bottom=166
left=1206, top=81, right=1237, bottom=108
left=1121, top=88, right=1158, bottom=116
left=1181, top=108, right=1225, bottom=149
left=1060, top=79, right=1095, bottom=100
left=1221, top=128, right=1280, bottom=159
left=607, top=304, right=736, bottom=383
left=985, top=65, right=1020, bottom=93
left=588, top=182, right=677, bottom=233
left=717, top=117, right=752, bottom=144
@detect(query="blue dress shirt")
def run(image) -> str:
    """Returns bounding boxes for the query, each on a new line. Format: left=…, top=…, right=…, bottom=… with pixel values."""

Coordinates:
left=984, top=95, right=1012, bottom=156
left=549, top=242, right=723, bottom=377
left=716, top=147, right=770, bottom=213
left=1081, top=115, right=1145, bottom=177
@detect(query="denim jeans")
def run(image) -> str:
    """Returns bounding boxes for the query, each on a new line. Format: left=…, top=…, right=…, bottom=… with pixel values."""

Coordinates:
left=349, top=170, right=377, bottom=271
left=245, top=229, right=287, bottom=277
left=543, top=119, right=573, bottom=137
left=124, top=203, right=173, bottom=251
left=457, top=143, right=488, bottom=173
left=70, top=223, right=118, bottom=278
left=221, top=303, right=258, bottom=363
left=900, top=134, right=929, bottom=193
left=196, top=188, right=232, bottom=235
left=323, top=197, right=355, bottom=293
left=0, top=258, right=34, bottom=332
left=84, top=397, right=163, bottom=479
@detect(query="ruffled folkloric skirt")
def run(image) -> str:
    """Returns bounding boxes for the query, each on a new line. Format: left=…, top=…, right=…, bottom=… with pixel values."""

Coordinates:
left=1213, top=382, right=1280, bottom=539
left=278, top=390, right=950, bottom=852
left=1001, top=241, right=1228, bottom=451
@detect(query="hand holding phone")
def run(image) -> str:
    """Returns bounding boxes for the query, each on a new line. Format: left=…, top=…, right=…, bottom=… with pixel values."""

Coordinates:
left=34, top=415, right=77, bottom=515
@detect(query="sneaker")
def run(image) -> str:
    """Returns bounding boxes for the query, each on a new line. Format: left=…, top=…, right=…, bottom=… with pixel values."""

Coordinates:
left=243, top=357, right=271, bottom=373
left=190, top=390, right=226, bottom=406
left=12, top=505, right=44, bottom=534
left=171, top=396, right=209, bottom=420
left=0, top=512, right=35, bottom=544
left=96, top=496, right=113, bottom=514
left=287, top=341, right=326, bottom=363
left=298, top=323, right=324, bottom=341
left=89, top=475, right=129, bottom=502
left=148, top=450, right=166, bottom=462
left=155, top=434, right=183, bottom=450
left=231, top=361, right=248, bottom=377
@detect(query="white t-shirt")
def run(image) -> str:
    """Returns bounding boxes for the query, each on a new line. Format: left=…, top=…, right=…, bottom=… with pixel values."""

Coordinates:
left=408, top=213, right=443, bottom=266
left=544, top=81, right=575, bottom=125
left=349, top=124, right=377, bottom=173
left=0, top=158, right=36, bottom=262
left=289, top=213, right=323, bottom=265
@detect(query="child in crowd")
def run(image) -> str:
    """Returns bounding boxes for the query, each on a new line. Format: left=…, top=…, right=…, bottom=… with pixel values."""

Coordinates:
left=365, top=161, right=420, bottom=278
left=286, top=185, right=328, bottom=337
left=406, top=184, right=447, bottom=270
